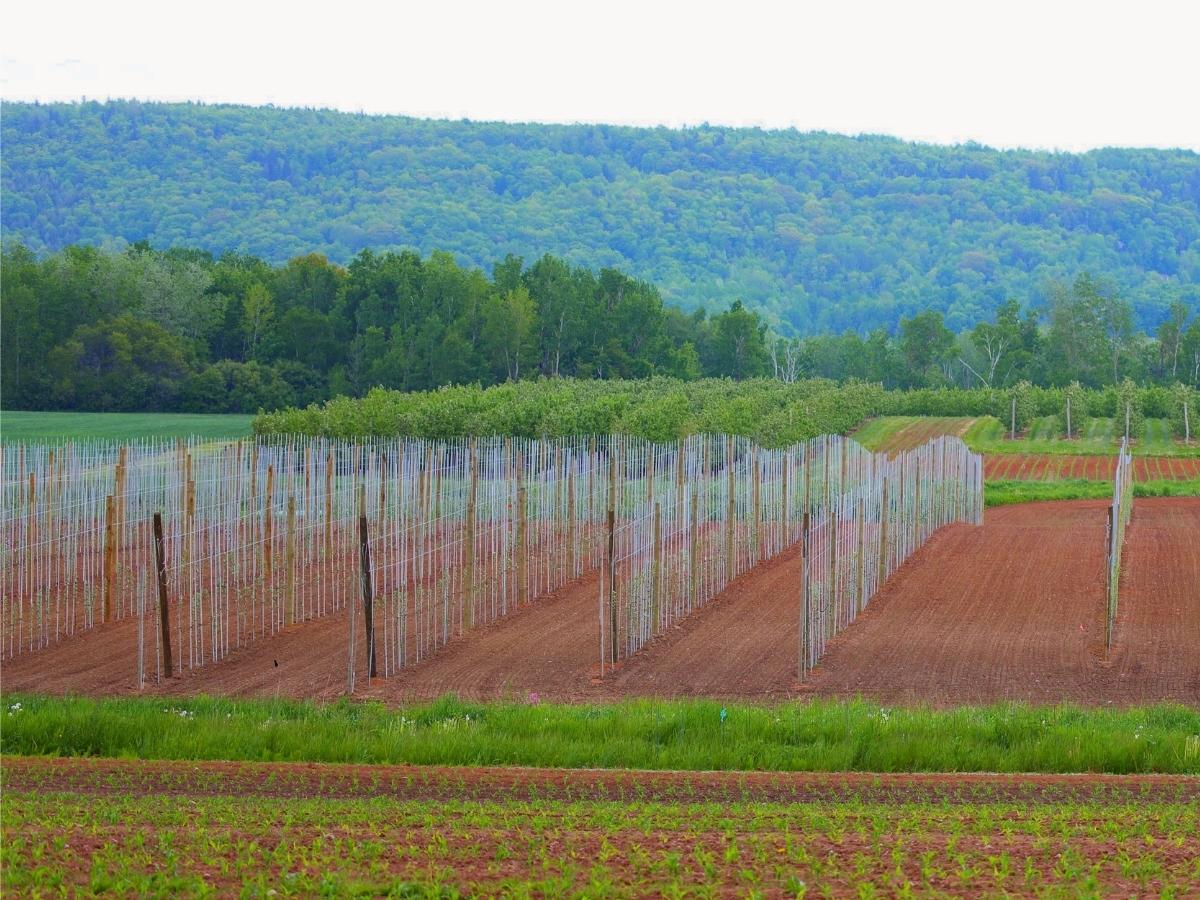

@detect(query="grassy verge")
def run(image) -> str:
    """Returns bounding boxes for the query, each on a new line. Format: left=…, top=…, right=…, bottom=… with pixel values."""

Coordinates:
left=3, top=693, right=1198, bottom=773
left=985, top=478, right=1200, bottom=507
left=0, top=411, right=254, bottom=442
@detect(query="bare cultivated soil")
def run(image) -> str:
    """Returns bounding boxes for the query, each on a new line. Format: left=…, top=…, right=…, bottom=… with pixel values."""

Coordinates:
left=804, top=498, right=1200, bottom=705
left=984, top=453, right=1200, bottom=481
left=5, top=500, right=1198, bottom=706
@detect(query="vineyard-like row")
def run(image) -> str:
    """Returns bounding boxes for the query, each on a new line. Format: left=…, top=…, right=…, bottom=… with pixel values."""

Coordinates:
left=2, top=433, right=982, bottom=689
left=249, top=378, right=1198, bottom=447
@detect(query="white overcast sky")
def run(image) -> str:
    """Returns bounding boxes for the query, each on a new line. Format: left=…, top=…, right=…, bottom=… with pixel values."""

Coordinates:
left=3, top=0, right=1198, bottom=152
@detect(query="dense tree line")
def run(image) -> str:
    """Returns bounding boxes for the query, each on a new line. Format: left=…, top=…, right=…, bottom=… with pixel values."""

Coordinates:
left=3, top=101, right=1198, bottom=335
left=0, top=243, right=771, bottom=412
left=3, top=242, right=1198, bottom=415
left=797, top=275, right=1200, bottom=391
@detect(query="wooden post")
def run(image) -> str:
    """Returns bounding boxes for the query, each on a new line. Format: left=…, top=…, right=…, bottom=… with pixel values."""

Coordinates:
left=153, top=513, right=173, bottom=678
left=103, top=495, right=116, bottom=623
left=1066, top=396, right=1072, bottom=439
left=1185, top=400, right=1191, bottom=445
left=359, top=514, right=377, bottom=678
left=751, top=447, right=762, bottom=565
left=1011, top=397, right=1017, bottom=440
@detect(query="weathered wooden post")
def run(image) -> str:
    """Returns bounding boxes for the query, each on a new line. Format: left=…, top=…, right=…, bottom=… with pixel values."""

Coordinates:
left=153, top=513, right=173, bottom=678
left=751, top=447, right=762, bottom=566
left=103, top=495, right=116, bottom=623
left=358, top=514, right=377, bottom=678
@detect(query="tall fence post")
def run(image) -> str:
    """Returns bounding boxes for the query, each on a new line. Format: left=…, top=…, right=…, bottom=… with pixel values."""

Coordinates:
left=152, top=512, right=173, bottom=679
left=103, top=495, right=116, bottom=623
left=358, top=514, right=377, bottom=679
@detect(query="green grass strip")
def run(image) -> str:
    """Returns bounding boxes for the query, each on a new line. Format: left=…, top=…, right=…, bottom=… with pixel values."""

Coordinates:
left=0, top=411, right=254, bottom=442
left=3, top=694, right=1198, bottom=774
left=985, top=478, right=1200, bottom=507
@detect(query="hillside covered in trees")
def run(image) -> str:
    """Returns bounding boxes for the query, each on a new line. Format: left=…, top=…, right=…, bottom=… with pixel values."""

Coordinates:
left=3, top=101, right=1198, bottom=335
left=3, top=241, right=1198, bottom=414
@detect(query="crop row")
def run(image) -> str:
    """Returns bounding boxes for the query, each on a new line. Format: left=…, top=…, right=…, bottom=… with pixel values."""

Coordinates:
left=249, top=377, right=1199, bottom=446
left=3, top=789, right=1197, bottom=895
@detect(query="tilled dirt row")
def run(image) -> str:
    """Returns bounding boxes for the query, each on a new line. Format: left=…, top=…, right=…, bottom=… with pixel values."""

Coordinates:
left=983, top=453, right=1200, bottom=481
left=5, top=500, right=1198, bottom=706
left=4, top=756, right=1196, bottom=805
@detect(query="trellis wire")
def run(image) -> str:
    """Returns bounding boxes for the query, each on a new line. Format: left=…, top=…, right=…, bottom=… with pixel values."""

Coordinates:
left=3, top=432, right=982, bottom=688
left=1105, top=438, right=1134, bottom=654
left=603, top=434, right=983, bottom=675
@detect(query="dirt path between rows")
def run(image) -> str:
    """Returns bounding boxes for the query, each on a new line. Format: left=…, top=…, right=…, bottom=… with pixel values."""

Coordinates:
left=599, top=544, right=803, bottom=698
left=803, top=498, right=1200, bottom=705
left=5, top=501, right=1197, bottom=706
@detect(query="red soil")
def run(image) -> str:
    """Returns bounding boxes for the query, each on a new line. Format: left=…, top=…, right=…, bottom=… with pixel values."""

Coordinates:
left=804, top=498, right=1200, bottom=705
left=4, top=756, right=1195, bottom=805
left=983, top=453, right=1200, bottom=481
left=6, top=501, right=1197, bottom=707
left=1108, top=498, right=1200, bottom=699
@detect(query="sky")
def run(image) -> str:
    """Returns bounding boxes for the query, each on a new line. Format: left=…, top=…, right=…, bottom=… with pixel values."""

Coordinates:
left=3, top=0, right=1198, bottom=152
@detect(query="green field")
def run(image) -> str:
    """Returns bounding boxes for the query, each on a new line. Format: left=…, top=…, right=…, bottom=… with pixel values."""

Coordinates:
left=4, top=784, right=1195, bottom=896
left=0, top=411, right=254, bottom=442
left=985, top=477, right=1200, bottom=507
left=4, top=694, right=1197, bottom=774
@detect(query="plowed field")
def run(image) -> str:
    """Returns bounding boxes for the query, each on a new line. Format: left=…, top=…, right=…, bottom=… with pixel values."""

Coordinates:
left=805, top=498, right=1200, bottom=705
left=984, top=453, right=1200, bottom=481
left=6, top=500, right=1198, bottom=706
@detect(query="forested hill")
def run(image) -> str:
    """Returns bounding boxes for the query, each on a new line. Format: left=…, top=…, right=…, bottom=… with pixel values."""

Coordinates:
left=3, top=100, right=1198, bottom=333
